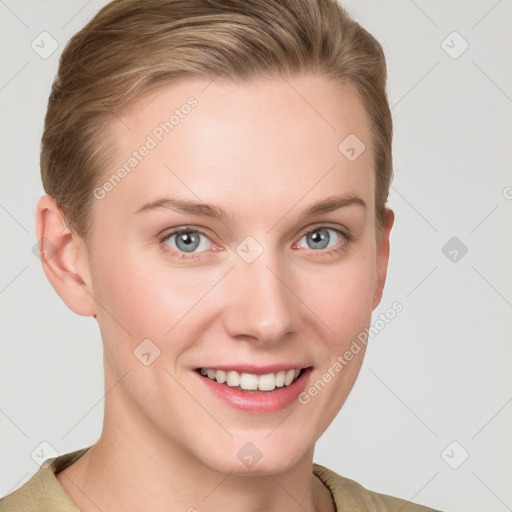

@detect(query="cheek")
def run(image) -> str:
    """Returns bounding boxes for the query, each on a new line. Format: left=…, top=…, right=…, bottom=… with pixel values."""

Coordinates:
left=92, top=234, right=376, bottom=353
left=91, top=245, right=223, bottom=345
left=298, top=255, right=376, bottom=341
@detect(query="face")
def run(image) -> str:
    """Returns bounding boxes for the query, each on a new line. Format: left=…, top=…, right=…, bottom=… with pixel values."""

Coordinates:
left=75, top=74, right=392, bottom=474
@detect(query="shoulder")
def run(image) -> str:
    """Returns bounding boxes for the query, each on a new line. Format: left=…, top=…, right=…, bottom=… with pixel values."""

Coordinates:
left=0, top=448, right=90, bottom=512
left=313, top=463, right=443, bottom=512
left=0, top=465, right=72, bottom=512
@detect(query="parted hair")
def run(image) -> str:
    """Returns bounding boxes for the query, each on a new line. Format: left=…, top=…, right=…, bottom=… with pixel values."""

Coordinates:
left=41, top=0, right=393, bottom=245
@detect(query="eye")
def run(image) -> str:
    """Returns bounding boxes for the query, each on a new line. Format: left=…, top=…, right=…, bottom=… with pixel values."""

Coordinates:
left=294, top=226, right=348, bottom=253
left=162, top=228, right=212, bottom=254
left=159, top=225, right=351, bottom=261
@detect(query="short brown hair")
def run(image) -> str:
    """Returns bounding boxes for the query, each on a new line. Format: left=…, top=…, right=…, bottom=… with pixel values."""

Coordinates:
left=41, top=0, right=393, bottom=246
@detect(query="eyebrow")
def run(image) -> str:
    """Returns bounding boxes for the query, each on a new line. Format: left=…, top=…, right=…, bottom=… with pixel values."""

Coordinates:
left=135, top=193, right=366, bottom=221
left=298, top=194, right=366, bottom=220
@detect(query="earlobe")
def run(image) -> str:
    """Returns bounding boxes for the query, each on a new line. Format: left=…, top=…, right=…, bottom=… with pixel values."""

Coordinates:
left=35, top=194, right=97, bottom=317
left=372, top=208, right=395, bottom=310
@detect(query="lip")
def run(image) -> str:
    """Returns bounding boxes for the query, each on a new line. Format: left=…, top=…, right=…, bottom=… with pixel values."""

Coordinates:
left=195, top=366, right=313, bottom=413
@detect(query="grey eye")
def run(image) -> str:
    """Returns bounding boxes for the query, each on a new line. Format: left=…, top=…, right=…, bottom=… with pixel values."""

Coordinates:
left=299, top=228, right=341, bottom=250
left=164, top=230, right=210, bottom=253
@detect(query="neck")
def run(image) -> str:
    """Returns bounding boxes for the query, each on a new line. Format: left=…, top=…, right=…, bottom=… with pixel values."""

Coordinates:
left=56, top=385, right=334, bottom=512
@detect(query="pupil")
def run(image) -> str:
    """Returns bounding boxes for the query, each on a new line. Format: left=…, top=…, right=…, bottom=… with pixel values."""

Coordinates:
left=308, top=229, right=329, bottom=249
left=177, top=231, right=199, bottom=252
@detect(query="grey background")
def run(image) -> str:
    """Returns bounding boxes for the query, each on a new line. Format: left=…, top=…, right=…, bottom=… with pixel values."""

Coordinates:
left=1, top=1, right=511, bottom=511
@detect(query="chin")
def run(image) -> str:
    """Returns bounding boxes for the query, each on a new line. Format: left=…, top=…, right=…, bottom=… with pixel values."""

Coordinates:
left=193, top=433, right=313, bottom=477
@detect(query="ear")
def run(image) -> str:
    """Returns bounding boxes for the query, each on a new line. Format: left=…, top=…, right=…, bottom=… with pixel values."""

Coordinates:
left=372, top=208, right=395, bottom=310
left=35, top=194, right=97, bottom=317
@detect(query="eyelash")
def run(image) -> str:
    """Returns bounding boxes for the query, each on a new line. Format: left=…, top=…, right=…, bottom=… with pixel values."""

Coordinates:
left=159, top=225, right=353, bottom=261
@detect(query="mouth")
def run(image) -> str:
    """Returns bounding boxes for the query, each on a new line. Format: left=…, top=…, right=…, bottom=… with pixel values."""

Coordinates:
left=195, top=367, right=310, bottom=393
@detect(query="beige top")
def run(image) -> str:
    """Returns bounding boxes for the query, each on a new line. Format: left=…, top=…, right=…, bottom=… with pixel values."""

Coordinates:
left=0, top=446, right=441, bottom=511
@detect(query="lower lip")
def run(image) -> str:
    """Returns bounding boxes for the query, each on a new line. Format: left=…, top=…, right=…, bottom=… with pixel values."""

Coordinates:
left=196, top=368, right=313, bottom=413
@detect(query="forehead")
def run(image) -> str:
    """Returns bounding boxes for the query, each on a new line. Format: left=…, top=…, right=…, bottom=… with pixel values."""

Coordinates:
left=99, top=74, right=374, bottom=224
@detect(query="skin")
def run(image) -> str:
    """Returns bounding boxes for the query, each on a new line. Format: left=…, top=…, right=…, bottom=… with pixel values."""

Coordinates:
left=37, top=73, right=394, bottom=512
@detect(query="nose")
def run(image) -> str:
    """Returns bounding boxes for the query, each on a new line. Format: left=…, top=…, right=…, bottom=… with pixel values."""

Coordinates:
left=222, top=249, right=299, bottom=345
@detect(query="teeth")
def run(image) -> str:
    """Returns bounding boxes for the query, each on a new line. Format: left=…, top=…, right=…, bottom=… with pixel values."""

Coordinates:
left=258, top=373, right=276, bottom=391
left=215, top=369, right=227, bottom=384
left=284, top=369, right=295, bottom=386
left=240, top=373, right=258, bottom=390
left=226, top=371, right=240, bottom=387
left=199, top=368, right=303, bottom=391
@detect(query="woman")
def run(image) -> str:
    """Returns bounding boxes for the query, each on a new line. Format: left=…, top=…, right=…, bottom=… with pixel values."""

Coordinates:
left=0, top=0, right=441, bottom=510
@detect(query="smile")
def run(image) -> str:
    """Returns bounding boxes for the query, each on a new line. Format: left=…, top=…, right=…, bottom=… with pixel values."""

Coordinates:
left=198, top=368, right=303, bottom=392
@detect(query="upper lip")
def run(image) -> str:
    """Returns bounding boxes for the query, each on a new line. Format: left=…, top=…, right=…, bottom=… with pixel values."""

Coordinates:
left=195, top=364, right=312, bottom=375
